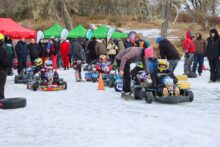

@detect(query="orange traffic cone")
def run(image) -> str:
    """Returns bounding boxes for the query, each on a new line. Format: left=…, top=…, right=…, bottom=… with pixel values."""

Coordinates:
left=97, top=73, right=105, bottom=90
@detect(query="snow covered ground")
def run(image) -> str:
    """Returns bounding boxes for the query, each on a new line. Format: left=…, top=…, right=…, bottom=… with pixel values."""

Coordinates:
left=0, top=61, right=220, bottom=147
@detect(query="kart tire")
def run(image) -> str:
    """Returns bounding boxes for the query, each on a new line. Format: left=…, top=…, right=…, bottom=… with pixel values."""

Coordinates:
left=14, top=76, right=19, bottom=84
left=63, top=82, right=67, bottom=90
left=32, top=82, right=38, bottom=91
left=186, top=90, right=194, bottom=102
left=145, top=92, right=153, bottom=104
left=0, top=98, right=26, bottom=109
left=107, top=79, right=115, bottom=88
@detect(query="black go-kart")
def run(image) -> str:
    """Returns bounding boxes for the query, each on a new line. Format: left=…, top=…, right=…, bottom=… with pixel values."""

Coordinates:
left=14, top=67, right=36, bottom=84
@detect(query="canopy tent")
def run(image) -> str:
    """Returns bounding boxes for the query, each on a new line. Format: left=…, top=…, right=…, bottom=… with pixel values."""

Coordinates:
left=111, top=31, right=128, bottom=39
left=93, top=25, right=109, bottom=38
left=0, top=18, right=36, bottom=39
left=43, top=23, right=63, bottom=39
left=68, top=24, right=87, bottom=38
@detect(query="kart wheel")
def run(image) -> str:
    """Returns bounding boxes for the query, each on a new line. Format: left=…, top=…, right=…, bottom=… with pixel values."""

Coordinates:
left=14, top=76, right=19, bottom=84
left=107, top=79, right=115, bottom=88
left=92, top=78, right=97, bottom=83
left=186, top=90, right=194, bottom=102
left=63, top=82, right=67, bottom=90
left=145, top=92, right=153, bottom=104
left=0, top=98, right=26, bottom=109
left=32, top=82, right=38, bottom=91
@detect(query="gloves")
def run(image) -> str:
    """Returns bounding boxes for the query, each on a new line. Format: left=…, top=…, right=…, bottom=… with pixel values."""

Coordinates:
left=185, top=52, right=189, bottom=58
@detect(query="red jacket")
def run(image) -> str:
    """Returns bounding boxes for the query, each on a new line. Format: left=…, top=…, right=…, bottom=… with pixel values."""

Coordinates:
left=60, top=41, right=70, bottom=56
left=183, top=31, right=195, bottom=53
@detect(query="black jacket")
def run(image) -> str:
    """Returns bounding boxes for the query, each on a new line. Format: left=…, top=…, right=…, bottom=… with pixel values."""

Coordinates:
left=0, top=42, right=9, bottom=71
left=124, top=40, right=134, bottom=48
left=15, top=41, right=28, bottom=59
left=159, top=39, right=180, bottom=60
left=87, top=40, right=97, bottom=62
left=206, top=37, right=220, bottom=60
left=28, top=43, right=39, bottom=58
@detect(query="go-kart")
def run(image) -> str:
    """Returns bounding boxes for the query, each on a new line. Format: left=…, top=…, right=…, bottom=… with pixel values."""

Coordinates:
left=27, top=71, right=67, bottom=91
left=14, top=67, right=36, bottom=84
left=133, top=74, right=194, bottom=104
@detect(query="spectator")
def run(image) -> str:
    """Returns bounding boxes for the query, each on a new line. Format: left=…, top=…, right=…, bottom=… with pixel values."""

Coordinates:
left=183, top=31, right=196, bottom=75
left=86, top=37, right=97, bottom=63
left=4, top=35, right=15, bottom=75
left=124, top=38, right=134, bottom=48
left=107, top=39, right=118, bottom=63
left=60, top=39, right=70, bottom=70
left=46, top=38, right=58, bottom=69
left=206, top=28, right=220, bottom=83
left=28, top=39, right=40, bottom=65
left=156, top=37, right=180, bottom=73
left=95, top=39, right=107, bottom=57
left=15, top=38, right=28, bottom=74
left=192, top=32, right=206, bottom=76
left=0, top=33, right=9, bottom=99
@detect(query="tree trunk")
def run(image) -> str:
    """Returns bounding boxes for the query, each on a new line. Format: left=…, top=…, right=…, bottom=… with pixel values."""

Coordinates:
left=201, top=0, right=209, bottom=31
left=60, top=0, right=72, bottom=30
left=161, top=0, right=171, bottom=38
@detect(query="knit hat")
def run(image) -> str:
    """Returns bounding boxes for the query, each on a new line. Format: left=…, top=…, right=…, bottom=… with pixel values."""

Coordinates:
left=156, top=36, right=164, bottom=44
left=144, top=47, right=154, bottom=58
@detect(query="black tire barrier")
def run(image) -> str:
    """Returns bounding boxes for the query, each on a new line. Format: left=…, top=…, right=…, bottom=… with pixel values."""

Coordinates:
left=0, top=98, right=26, bottom=109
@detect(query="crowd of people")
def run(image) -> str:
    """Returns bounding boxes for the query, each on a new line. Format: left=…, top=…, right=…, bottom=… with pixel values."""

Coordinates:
left=0, top=27, right=220, bottom=99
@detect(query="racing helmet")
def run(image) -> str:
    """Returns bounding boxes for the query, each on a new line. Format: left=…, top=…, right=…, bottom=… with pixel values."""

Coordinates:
left=34, top=58, right=43, bottom=67
left=100, top=54, right=107, bottom=63
left=45, top=60, right=53, bottom=70
left=0, top=33, right=4, bottom=41
left=158, top=59, right=169, bottom=72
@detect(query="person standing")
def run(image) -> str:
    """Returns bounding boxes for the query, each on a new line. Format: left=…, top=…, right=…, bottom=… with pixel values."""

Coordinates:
left=4, top=35, right=15, bottom=75
left=124, top=38, right=134, bottom=48
left=95, top=39, right=107, bottom=57
left=115, top=47, right=150, bottom=99
left=86, top=37, right=97, bottom=63
left=192, top=32, right=206, bottom=76
left=156, top=37, right=180, bottom=73
left=28, top=39, right=40, bottom=65
left=107, top=39, right=118, bottom=63
left=183, top=31, right=196, bottom=75
left=60, top=39, right=70, bottom=70
left=46, top=39, right=58, bottom=70
left=206, top=28, right=220, bottom=83
left=0, top=33, right=9, bottom=99
left=15, top=38, right=28, bottom=74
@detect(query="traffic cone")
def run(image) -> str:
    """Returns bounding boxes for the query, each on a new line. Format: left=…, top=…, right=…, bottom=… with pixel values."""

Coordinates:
left=97, top=73, right=105, bottom=90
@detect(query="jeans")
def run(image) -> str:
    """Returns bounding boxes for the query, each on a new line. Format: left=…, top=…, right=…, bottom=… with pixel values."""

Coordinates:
left=192, top=53, right=204, bottom=74
left=184, top=53, right=194, bottom=75
left=168, top=60, right=179, bottom=74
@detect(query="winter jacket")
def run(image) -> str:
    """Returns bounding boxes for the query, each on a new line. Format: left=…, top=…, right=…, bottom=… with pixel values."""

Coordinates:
left=155, top=69, right=178, bottom=88
left=73, top=41, right=84, bottom=61
left=206, top=37, right=220, bottom=60
left=86, top=40, right=97, bottom=63
left=193, top=38, right=206, bottom=55
left=159, top=39, right=180, bottom=60
left=0, top=42, right=9, bottom=71
left=46, top=41, right=57, bottom=56
left=116, top=47, right=144, bottom=71
left=38, top=42, right=48, bottom=58
left=15, top=41, right=28, bottom=59
left=95, top=41, right=107, bottom=57
left=60, top=41, right=70, bottom=56
left=117, top=39, right=125, bottom=52
left=183, top=31, right=196, bottom=53
left=124, top=40, right=134, bottom=48
left=28, top=43, right=40, bottom=58
left=107, top=42, right=118, bottom=55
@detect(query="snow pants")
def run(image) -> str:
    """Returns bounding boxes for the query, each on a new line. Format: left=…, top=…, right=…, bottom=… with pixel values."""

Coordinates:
left=17, top=57, right=27, bottom=74
left=0, top=70, right=7, bottom=99
left=168, top=60, right=179, bottom=74
left=208, top=58, right=220, bottom=82
left=61, top=54, right=69, bottom=68
left=184, top=53, right=194, bottom=75
left=51, top=55, right=57, bottom=70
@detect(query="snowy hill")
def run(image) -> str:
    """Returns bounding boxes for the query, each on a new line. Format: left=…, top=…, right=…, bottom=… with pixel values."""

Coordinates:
left=0, top=61, right=220, bottom=147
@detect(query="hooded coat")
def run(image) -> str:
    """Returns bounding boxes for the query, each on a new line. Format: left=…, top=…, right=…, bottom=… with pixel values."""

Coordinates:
left=206, top=28, right=220, bottom=60
left=183, top=31, right=196, bottom=53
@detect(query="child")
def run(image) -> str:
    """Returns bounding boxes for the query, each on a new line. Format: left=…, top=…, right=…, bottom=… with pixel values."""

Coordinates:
left=155, top=59, right=180, bottom=96
left=96, top=54, right=112, bottom=74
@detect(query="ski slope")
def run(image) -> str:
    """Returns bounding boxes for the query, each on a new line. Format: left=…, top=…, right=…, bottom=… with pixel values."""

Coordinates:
left=0, top=61, right=220, bottom=147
